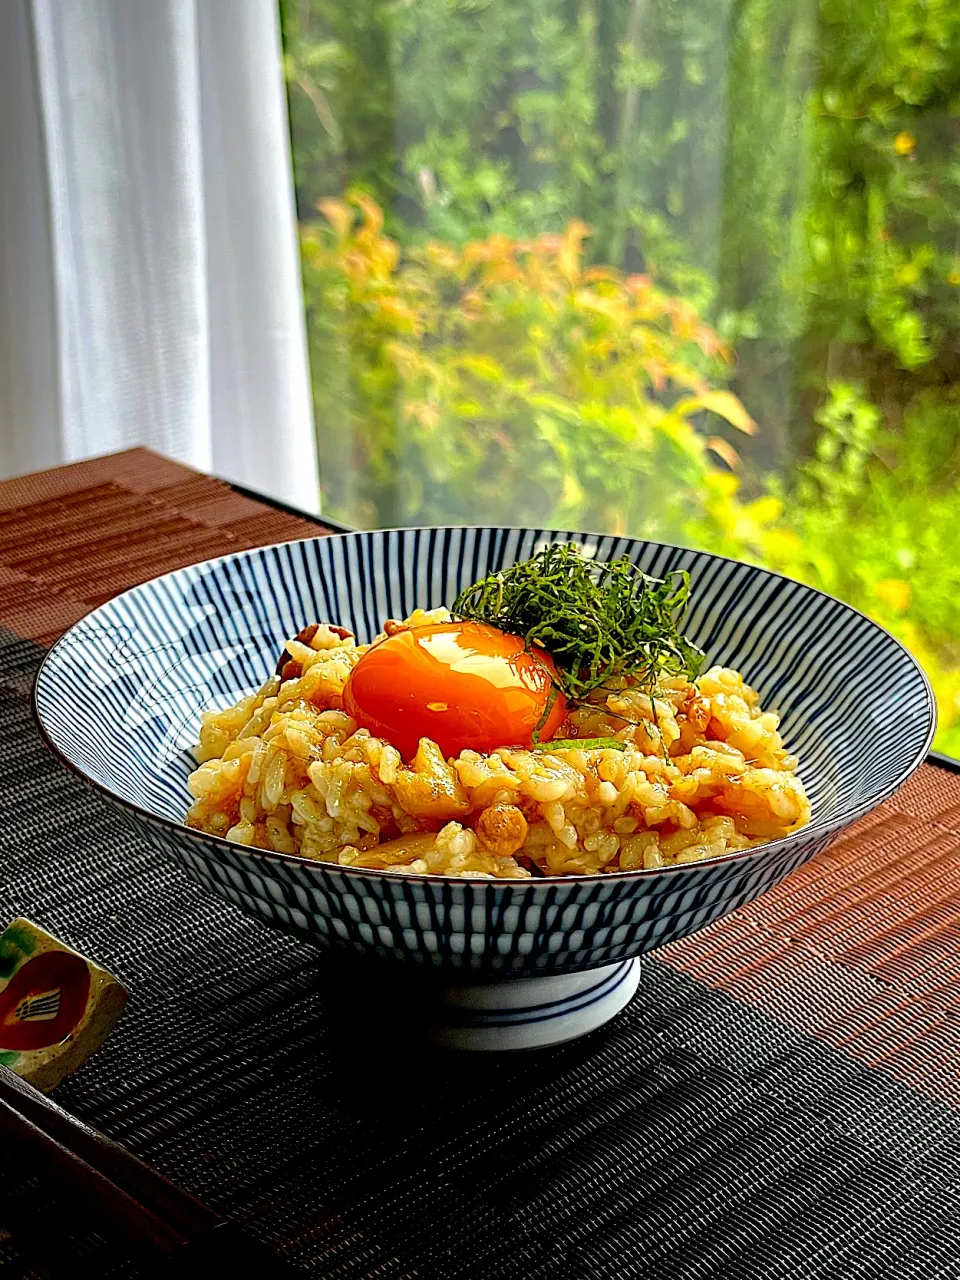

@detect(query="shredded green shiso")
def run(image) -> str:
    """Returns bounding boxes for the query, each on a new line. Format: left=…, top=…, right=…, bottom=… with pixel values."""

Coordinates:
left=453, top=542, right=704, bottom=709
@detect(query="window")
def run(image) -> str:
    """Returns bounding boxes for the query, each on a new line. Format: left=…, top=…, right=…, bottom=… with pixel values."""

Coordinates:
left=281, top=0, right=960, bottom=756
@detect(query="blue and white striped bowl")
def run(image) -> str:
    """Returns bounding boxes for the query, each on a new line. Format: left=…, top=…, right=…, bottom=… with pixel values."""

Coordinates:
left=33, top=528, right=935, bottom=1049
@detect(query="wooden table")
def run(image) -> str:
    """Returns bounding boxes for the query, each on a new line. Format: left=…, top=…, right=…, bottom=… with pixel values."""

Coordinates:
left=2, top=449, right=959, bottom=1278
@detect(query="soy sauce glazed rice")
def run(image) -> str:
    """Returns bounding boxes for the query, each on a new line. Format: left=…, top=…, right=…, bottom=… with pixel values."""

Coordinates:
left=186, top=545, right=811, bottom=878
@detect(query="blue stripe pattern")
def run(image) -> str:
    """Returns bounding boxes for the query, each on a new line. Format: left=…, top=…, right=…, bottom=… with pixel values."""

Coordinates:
left=33, top=527, right=936, bottom=977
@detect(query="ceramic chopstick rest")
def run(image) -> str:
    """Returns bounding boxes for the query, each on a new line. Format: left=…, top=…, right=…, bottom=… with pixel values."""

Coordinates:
left=0, top=918, right=126, bottom=1091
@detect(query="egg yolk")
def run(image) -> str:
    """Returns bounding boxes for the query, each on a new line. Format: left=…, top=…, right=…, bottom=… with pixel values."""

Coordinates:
left=342, top=621, right=567, bottom=759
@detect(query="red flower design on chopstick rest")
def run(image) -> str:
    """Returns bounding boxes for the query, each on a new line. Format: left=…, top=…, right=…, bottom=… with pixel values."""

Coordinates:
left=0, top=949, right=91, bottom=1051
left=0, top=919, right=126, bottom=1091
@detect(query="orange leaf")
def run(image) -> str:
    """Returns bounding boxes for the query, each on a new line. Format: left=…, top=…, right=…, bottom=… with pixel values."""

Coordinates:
left=675, top=390, right=756, bottom=435
left=318, top=198, right=353, bottom=241
left=706, top=437, right=741, bottom=470
left=582, top=266, right=619, bottom=285
left=557, top=220, right=590, bottom=286
left=351, top=191, right=384, bottom=234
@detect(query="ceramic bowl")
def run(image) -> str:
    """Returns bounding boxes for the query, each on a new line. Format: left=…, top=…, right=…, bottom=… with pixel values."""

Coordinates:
left=33, top=527, right=935, bottom=1049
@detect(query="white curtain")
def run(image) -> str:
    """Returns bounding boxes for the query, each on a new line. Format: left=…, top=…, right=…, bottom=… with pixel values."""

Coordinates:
left=0, top=0, right=319, bottom=512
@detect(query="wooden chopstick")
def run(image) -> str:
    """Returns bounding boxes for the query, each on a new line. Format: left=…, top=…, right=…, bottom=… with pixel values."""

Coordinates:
left=0, top=1064, right=299, bottom=1274
left=0, top=1091, right=187, bottom=1254
left=1, top=1063, right=214, bottom=1240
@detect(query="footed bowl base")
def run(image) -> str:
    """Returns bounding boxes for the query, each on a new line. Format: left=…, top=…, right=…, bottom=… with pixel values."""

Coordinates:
left=425, top=958, right=640, bottom=1051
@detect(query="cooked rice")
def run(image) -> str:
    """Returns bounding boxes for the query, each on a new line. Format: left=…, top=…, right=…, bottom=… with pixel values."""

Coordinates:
left=185, top=608, right=811, bottom=877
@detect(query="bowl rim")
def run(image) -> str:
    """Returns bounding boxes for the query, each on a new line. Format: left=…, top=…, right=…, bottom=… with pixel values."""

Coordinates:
left=31, top=525, right=938, bottom=888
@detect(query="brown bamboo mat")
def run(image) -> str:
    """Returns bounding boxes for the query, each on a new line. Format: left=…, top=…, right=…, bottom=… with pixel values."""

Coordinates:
left=662, top=763, right=960, bottom=1105
left=0, top=449, right=322, bottom=646
left=2, top=448, right=959, bottom=1278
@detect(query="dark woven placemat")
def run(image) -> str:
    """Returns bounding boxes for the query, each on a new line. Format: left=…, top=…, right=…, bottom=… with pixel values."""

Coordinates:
left=2, top=450, right=960, bottom=1278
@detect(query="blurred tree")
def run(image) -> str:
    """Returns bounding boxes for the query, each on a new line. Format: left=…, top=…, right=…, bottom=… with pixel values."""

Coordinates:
left=302, top=193, right=752, bottom=532
left=279, top=0, right=960, bottom=751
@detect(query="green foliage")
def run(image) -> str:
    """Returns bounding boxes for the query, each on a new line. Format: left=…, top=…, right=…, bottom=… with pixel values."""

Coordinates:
left=696, top=382, right=960, bottom=751
left=806, top=0, right=960, bottom=380
left=282, top=0, right=960, bottom=753
left=303, top=194, right=753, bottom=534
left=782, top=385, right=960, bottom=753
